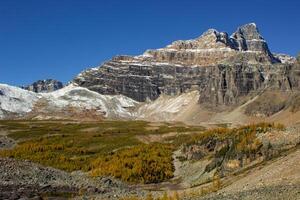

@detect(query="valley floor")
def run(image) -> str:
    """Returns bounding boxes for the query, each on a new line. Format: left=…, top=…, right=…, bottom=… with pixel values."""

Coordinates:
left=0, top=120, right=299, bottom=200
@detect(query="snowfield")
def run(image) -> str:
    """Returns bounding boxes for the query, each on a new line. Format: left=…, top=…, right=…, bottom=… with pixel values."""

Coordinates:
left=0, top=83, right=138, bottom=119
left=42, top=84, right=138, bottom=118
left=0, top=83, right=199, bottom=121
left=0, top=84, right=39, bottom=118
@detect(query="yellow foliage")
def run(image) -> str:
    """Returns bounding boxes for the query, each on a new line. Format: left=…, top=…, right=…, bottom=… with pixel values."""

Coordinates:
left=170, top=191, right=180, bottom=200
left=120, top=196, right=140, bottom=200
left=90, top=143, right=174, bottom=183
left=160, top=193, right=169, bottom=200
left=145, top=193, right=155, bottom=200
left=212, top=174, right=222, bottom=191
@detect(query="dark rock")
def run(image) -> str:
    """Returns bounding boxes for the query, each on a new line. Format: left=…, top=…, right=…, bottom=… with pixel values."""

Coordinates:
left=21, top=79, right=63, bottom=93
left=103, top=178, right=113, bottom=186
left=86, top=186, right=97, bottom=193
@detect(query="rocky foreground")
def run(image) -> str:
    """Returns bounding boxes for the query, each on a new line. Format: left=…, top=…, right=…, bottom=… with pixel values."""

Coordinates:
left=184, top=147, right=300, bottom=200
left=193, top=185, right=300, bottom=200
left=2, top=147, right=299, bottom=200
left=0, top=157, right=144, bottom=200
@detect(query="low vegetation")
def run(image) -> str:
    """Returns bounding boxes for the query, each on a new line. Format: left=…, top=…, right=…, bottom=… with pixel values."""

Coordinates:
left=0, top=120, right=203, bottom=184
left=90, top=143, right=174, bottom=183
left=187, top=122, right=284, bottom=145
left=183, top=122, right=285, bottom=177
left=122, top=175, right=222, bottom=200
left=0, top=120, right=286, bottom=188
left=121, top=192, right=180, bottom=200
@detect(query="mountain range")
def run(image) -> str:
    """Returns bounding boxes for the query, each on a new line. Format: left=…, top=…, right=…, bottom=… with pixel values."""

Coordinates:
left=1, top=23, right=300, bottom=126
left=1, top=22, right=300, bottom=200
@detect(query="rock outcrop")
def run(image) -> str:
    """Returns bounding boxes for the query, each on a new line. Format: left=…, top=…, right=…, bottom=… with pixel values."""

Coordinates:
left=21, top=79, right=63, bottom=93
left=72, top=23, right=298, bottom=106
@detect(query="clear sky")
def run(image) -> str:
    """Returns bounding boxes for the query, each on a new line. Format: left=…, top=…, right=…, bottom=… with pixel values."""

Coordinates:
left=1, top=0, right=299, bottom=86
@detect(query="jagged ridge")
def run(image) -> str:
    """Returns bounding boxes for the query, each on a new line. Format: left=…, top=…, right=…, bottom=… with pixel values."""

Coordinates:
left=73, top=23, right=299, bottom=104
left=21, top=79, right=64, bottom=93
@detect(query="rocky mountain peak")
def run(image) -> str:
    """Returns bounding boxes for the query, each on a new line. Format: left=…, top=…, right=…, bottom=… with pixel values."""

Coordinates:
left=164, top=23, right=272, bottom=53
left=21, top=79, right=64, bottom=93
left=230, top=23, right=273, bottom=55
left=232, top=23, right=263, bottom=40
left=72, top=23, right=297, bottom=103
left=164, top=28, right=231, bottom=51
left=141, top=23, right=279, bottom=66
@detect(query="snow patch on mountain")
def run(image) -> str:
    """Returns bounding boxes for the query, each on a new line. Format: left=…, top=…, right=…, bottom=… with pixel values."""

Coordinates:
left=42, top=84, right=139, bottom=118
left=273, top=53, right=296, bottom=64
left=0, top=84, right=39, bottom=118
left=0, top=83, right=139, bottom=119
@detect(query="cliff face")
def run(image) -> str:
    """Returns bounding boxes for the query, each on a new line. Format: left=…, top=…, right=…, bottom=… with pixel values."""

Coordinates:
left=22, top=79, right=63, bottom=93
left=73, top=23, right=299, bottom=106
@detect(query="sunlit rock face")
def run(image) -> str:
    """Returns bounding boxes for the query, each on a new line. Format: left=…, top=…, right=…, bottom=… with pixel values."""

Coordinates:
left=144, top=23, right=277, bottom=66
left=73, top=23, right=299, bottom=105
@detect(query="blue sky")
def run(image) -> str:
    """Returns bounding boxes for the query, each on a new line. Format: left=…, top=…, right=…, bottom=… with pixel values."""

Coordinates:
left=1, top=0, right=299, bottom=86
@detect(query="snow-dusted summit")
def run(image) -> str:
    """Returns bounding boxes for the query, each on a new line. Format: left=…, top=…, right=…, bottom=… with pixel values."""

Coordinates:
left=0, top=83, right=138, bottom=120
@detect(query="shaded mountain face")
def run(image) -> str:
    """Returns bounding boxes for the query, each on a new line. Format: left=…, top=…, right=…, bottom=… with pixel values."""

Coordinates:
left=72, top=23, right=299, bottom=105
left=21, top=79, right=63, bottom=93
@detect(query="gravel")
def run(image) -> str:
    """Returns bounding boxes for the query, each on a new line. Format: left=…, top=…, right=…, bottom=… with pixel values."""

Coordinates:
left=189, top=184, right=300, bottom=200
left=0, top=157, right=145, bottom=199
